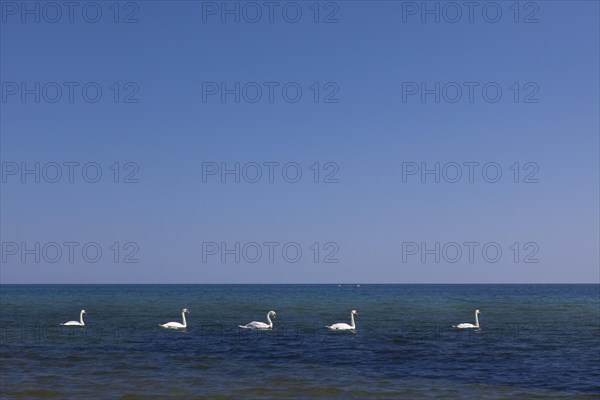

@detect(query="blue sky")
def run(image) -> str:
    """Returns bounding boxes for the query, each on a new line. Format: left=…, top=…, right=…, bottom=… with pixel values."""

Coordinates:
left=1, top=1, right=598, bottom=283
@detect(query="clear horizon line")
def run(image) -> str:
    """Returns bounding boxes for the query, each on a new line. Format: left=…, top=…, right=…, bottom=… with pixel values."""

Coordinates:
left=1, top=282, right=599, bottom=285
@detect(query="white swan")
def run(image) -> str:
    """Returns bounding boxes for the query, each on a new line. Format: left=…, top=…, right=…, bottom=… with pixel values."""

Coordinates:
left=326, top=309, right=358, bottom=331
left=61, top=310, right=86, bottom=326
left=453, top=309, right=481, bottom=329
left=159, top=308, right=189, bottom=329
left=239, top=310, right=276, bottom=330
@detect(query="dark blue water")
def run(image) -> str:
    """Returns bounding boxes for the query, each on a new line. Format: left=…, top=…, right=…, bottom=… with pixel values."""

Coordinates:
left=1, top=285, right=599, bottom=398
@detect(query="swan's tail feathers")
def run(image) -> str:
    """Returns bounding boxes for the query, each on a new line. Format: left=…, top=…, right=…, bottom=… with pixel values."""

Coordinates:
left=238, top=325, right=247, bottom=329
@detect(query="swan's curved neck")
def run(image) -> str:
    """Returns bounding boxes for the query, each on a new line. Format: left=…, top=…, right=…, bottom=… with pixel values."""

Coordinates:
left=474, top=312, right=479, bottom=328
left=181, top=311, right=187, bottom=328
left=350, top=312, right=355, bottom=329
left=79, top=311, right=85, bottom=325
left=266, top=313, right=273, bottom=328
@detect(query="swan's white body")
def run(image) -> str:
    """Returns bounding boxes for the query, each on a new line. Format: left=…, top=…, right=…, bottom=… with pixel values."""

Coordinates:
left=326, top=310, right=357, bottom=331
left=160, top=308, right=189, bottom=329
left=61, top=310, right=86, bottom=326
left=239, top=311, right=276, bottom=330
left=454, top=309, right=481, bottom=329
